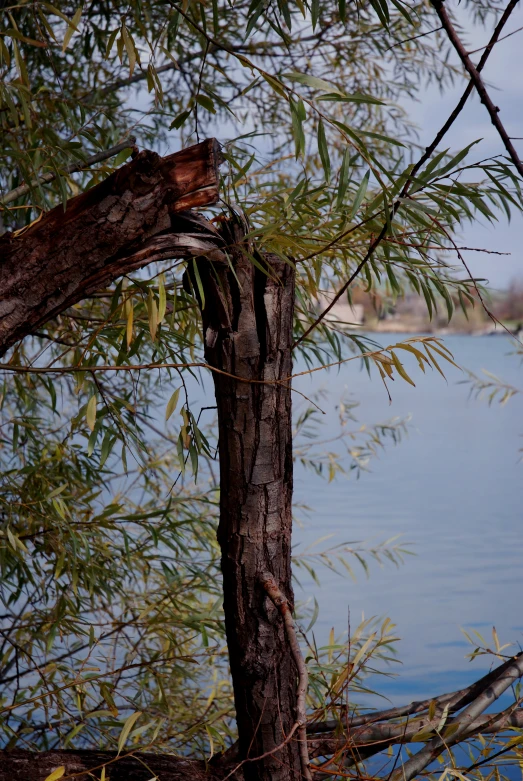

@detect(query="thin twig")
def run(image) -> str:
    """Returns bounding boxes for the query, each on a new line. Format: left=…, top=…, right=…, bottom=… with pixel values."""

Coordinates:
left=468, top=22, right=523, bottom=55
left=260, top=572, right=312, bottom=781
left=385, top=25, right=443, bottom=52
left=0, top=136, right=137, bottom=207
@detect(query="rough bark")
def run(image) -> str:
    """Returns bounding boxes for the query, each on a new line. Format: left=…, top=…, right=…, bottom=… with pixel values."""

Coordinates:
left=0, top=749, right=237, bottom=781
left=0, top=138, right=222, bottom=356
left=190, top=219, right=301, bottom=781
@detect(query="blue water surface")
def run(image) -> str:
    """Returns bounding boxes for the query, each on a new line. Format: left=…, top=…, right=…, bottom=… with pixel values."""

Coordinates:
left=292, top=334, right=523, bottom=705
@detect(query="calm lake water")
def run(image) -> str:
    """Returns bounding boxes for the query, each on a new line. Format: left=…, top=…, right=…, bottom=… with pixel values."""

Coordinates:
left=292, top=334, right=523, bottom=706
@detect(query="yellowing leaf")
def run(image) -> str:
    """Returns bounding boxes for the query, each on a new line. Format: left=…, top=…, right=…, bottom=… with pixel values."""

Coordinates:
left=86, top=395, right=97, bottom=432
left=121, top=24, right=137, bottom=76
left=391, top=351, right=416, bottom=387
left=62, top=6, right=82, bottom=52
left=328, top=626, right=335, bottom=663
left=165, top=387, right=181, bottom=421
left=126, top=301, right=134, bottom=348
left=436, top=703, right=450, bottom=732
left=352, top=632, right=376, bottom=670
left=118, top=711, right=142, bottom=754
left=44, top=768, right=65, bottom=781
left=147, top=290, right=158, bottom=342
left=158, top=274, right=166, bottom=323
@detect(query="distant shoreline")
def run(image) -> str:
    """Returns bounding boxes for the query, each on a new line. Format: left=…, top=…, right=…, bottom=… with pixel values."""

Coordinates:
left=351, top=321, right=522, bottom=338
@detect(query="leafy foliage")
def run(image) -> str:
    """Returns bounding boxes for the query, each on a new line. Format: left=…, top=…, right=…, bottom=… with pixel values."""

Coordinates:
left=1, top=0, right=523, bottom=773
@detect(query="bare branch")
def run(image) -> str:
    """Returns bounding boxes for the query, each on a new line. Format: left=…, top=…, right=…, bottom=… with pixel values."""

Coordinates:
left=389, top=651, right=523, bottom=781
left=308, top=651, right=523, bottom=733
left=260, top=572, right=312, bottom=781
left=433, top=0, right=523, bottom=178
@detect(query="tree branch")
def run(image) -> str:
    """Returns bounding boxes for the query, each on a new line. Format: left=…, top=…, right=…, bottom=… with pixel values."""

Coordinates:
left=389, top=651, right=523, bottom=781
left=0, top=137, right=137, bottom=208
left=432, top=0, right=523, bottom=178
left=308, top=648, right=523, bottom=733
left=260, top=572, right=312, bottom=781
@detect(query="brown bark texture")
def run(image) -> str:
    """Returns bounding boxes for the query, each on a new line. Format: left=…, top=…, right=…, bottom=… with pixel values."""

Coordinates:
left=189, top=218, right=301, bottom=781
left=0, top=138, right=222, bottom=357
left=0, top=749, right=236, bottom=781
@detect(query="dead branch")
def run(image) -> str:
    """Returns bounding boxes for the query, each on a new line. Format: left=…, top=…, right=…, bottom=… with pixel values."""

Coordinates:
left=389, top=651, right=523, bottom=781
left=308, top=709, right=523, bottom=760
left=260, top=572, right=313, bottom=781
left=0, top=749, right=236, bottom=781
left=308, top=649, right=523, bottom=733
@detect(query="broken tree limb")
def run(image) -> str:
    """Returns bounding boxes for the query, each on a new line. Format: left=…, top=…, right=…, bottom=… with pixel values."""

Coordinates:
left=0, top=138, right=223, bottom=357
left=308, top=708, right=523, bottom=761
left=190, top=217, right=302, bottom=781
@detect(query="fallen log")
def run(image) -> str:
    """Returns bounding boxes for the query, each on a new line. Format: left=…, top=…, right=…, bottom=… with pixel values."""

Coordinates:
left=0, top=139, right=223, bottom=357
left=2, top=706, right=521, bottom=781
left=0, top=749, right=237, bottom=781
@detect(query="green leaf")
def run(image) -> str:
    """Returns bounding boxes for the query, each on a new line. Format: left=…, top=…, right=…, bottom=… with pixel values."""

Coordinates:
left=311, top=0, right=320, bottom=29
left=369, top=0, right=390, bottom=28
left=113, top=147, right=133, bottom=166
left=317, top=119, right=330, bottom=180
left=64, top=723, right=85, bottom=747
left=349, top=169, right=370, bottom=219
left=62, top=6, right=82, bottom=52
left=283, top=72, right=343, bottom=95
left=317, top=92, right=384, bottom=105
left=337, top=148, right=351, bottom=208
left=170, top=110, right=191, bottom=130
left=289, top=98, right=305, bottom=159
left=191, top=258, right=206, bottom=309
left=195, top=94, right=216, bottom=113
left=86, top=395, right=97, bottom=432
left=166, top=387, right=181, bottom=421
left=118, top=711, right=142, bottom=754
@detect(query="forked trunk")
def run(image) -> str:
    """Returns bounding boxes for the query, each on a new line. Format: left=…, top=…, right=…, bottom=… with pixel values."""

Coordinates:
left=193, top=218, right=300, bottom=781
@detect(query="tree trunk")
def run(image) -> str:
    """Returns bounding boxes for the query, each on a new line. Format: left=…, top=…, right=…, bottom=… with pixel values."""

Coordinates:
left=192, top=218, right=301, bottom=781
